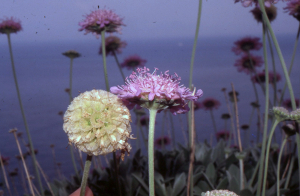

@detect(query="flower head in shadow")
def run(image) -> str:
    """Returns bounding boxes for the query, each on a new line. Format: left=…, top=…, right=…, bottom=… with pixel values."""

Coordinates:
left=154, top=136, right=171, bottom=148
left=251, top=71, right=281, bottom=84
left=282, top=98, right=300, bottom=110
left=63, top=90, right=134, bottom=160
left=99, top=36, right=127, bottom=56
left=251, top=4, right=277, bottom=23
left=284, top=0, right=300, bottom=21
left=234, top=54, right=263, bottom=74
left=62, top=50, right=81, bottom=59
left=79, top=9, right=124, bottom=37
left=201, top=98, right=221, bottom=111
left=110, top=67, right=203, bottom=115
left=193, top=101, right=203, bottom=111
left=121, top=55, right=147, bottom=70
left=0, top=17, right=22, bottom=34
left=232, top=37, right=262, bottom=55
left=216, top=130, right=231, bottom=141
left=139, top=116, right=149, bottom=126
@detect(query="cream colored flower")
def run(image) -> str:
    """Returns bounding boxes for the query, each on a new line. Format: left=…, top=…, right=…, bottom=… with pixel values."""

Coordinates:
left=63, top=89, right=133, bottom=160
left=201, top=190, right=239, bottom=196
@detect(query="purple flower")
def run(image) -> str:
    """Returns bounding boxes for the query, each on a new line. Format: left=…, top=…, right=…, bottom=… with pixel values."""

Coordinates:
left=216, top=130, right=231, bottom=141
left=234, top=0, right=280, bottom=7
left=251, top=71, right=281, bottom=84
left=232, top=37, right=262, bottom=55
left=154, top=136, right=171, bottom=148
left=234, top=54, right=263, bottom=74
left=79, top=9, right=124, bottom=37
left=0, top=17, right=22, bottom=34
left=110, top=67, right=203, bottom=115
left=99, top=36, right=127, bottom=56
left=282, top=98, right=300, bottom=110
left=201, top=98, right=220, bottom=111
left=284, top=0, right=300, bottom=21
left=121, top=55, right=147, bottom=70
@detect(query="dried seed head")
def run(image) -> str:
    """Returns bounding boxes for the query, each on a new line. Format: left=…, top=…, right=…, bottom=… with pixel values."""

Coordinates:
left=63, top=90, right=133, bottom=159
left=272, top=107, right=290, bottom=121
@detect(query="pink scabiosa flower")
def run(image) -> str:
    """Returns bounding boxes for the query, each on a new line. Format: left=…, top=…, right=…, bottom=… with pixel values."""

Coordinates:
left=282, top=98, right=300, bottom=110
left=216, top=130, right=231, bottom=141
left=251, top=71, right=281, bottom=84
left=235, top=0, right=280, bottom=7
left=0, top=17, right=22, bottom=34
left=99, top=36, right=127, bottom=56
left=121, top=55, right=147, bottom=70
left=284, top=0, right=300, bottom=21
left=232, top=37, right=262, bottom=55
left=79, top=9, right=124, bottom=37
left=201, top=98, right=221, bottom=111
left=154, top=136, right=171, bottom=148
left=234, top=54, right=263, bottom=74
left=110, top=67, right=203, bottom=114
left=251, top=4, right=277, bottom=23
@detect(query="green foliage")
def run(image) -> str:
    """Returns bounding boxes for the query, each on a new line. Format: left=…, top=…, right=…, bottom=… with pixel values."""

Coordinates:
left=46, top=141, right=299, bottom=196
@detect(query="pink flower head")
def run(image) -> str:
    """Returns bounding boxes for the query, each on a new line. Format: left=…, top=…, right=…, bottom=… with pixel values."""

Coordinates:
left=251, top=71, right=281, bottom=84
left=201, top=98, right=221, bottom=111
left=121, top=55, right=147, bottom=70
left=154, top=136, right=171, bottom=148
left=110, top=67, right=203, bottom=115
left=232, top=37, right=262, bottom=55
left=234, top=54, right=263, bottom=74
left=79, top=9, right=124, bottom=37
left=284, top=0, right=300, bottom=21
left=99, top=36, right=127, bottom=56
left=234, top=0, right=280, bottom=7
left=216, top=130, right=231, bottom=141
left=0, top=17, right=22, bottom=34
left=282, top=98, right=300, bottom=110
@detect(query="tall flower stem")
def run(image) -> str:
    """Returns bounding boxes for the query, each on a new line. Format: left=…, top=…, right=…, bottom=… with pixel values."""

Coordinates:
left=80, top=155, right=93, bottom=196
left=101, top=30, right=110, bottom=90
left=256, top=23, right=270, bottom=196
left=148, top=108, right=158, bottom=196
left=6, top=32, right=44, bottom=196
left=277, top=136, right=288, bottom=196
left=261, top=120, right=279, bottom=196
left=209, top=110, right=217, bottom=136
left=0, top=152, right=12, bottom=196
left=10, top=129, right=35, bottom=196
left=279, top=22, right=300, bottom=104
left=112, top=51, right=126, bottom=82
left=187, top=101, right=195, bottom=196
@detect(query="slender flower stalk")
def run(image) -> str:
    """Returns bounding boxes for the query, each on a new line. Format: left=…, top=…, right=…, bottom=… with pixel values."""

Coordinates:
left=187, top=101, right=195, bottom=196
left=256, top=23, right=270, bottom=196
left=101, top=30, right=110, bottom=91
left=9, top=129, right=35, bottom=196
left=113, top=51, right=126, bottom=81
left=5, top=32, right=44, bottom=196
left=80, top=155, right=92, bottom=196
left=0, top=153, right=12, bottom=196
left=35, top=162, right=55, bottom=196
left=148, top=108, right=157, bottom=196
left=277, top=136, right=288, bottom=196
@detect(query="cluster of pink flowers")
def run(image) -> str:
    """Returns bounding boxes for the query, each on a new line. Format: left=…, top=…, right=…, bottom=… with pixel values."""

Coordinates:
left=79, top=9, right=124, bottom=37
left=234, top=0, right=281, bottom=7
left=234, top=54, right=263, bottom=74
left=121, top=55, right=147, bottom=70
left=232, top=37, right=262, bottom=55
left=110, top=67, right=203, bottom=115
left=0, top=17, right=22, bottom=34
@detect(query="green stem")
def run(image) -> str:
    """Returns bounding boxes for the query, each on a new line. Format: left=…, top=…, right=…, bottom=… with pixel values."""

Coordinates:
left=101, top=30, right=109, bottom=91
left=148, top=108, right=158, bottom=196
left=69, top=146, right=79, bottom=177
left=80, top=155, right=92, bottom=196
left=209, top=110, right=217, bottom=136
left=248, top=159, right=260, bottom=189
left=279, top=22, right=300, bottom=105
left=295, top=132, right=300, bottom=195
left=256, top=24, right=270, bottom=196
left=6, top=32, right=44, bottom=196
left=284, top=156, right=295, bottom=189
left=261, top=120, right=279, bottom=196
left=113, top=152, right=122, bottom=196
left=69, top=58, right=73, bottom=102
left=277, top=136, right=288, bottom=196
left=257, top=0, right=296, bottom=110
left=112, top=51, right=126, bottom=82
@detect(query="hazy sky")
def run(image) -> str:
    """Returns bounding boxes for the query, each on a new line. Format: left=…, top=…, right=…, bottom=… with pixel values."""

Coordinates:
left=0, top=0, right=298, bottom=43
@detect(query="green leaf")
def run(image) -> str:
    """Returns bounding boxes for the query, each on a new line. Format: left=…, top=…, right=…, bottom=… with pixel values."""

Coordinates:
left=171, top=173, right=186, bottom=196
left=228, top=176, right=240, bottom=195
left=216, top=177, right=228, bottom=189
left=205, top=163, right=216, bottom=184
left=239, top=188, right=253, bottom=196
left=132, top=173, right=149, bottom=194
left=197, top=181, right=210, bottom=193
left=155, top=172, right=167, bottom=196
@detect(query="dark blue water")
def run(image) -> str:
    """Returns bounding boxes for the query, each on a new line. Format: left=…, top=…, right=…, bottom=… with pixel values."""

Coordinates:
left=1, top=35, right=300, bottom=191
